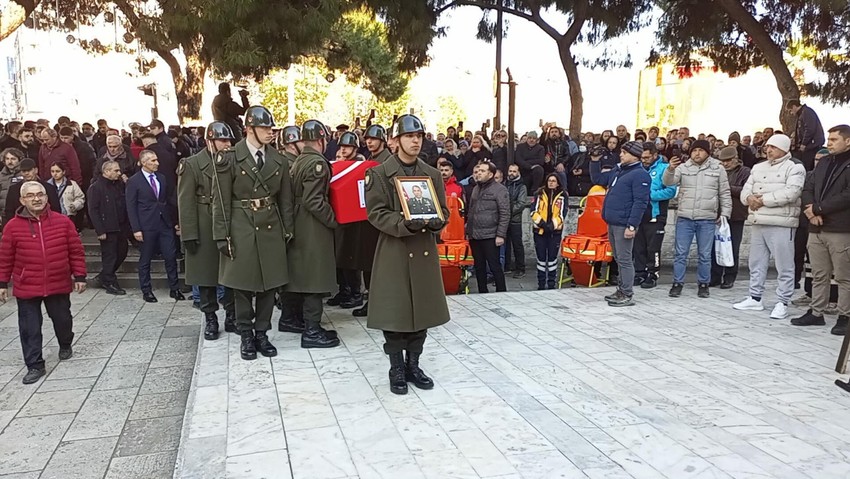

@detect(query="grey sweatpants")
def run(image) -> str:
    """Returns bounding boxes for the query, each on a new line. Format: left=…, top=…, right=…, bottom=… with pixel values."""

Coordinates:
left=609, top=225, right=636, bottom=296
left=748, top=225, right=796, bottom=304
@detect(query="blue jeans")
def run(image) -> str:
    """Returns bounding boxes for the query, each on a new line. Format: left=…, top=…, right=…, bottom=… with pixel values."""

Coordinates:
left=673, top=217, right=716, bottom=284
left=192, top=285, right=226, bottom=302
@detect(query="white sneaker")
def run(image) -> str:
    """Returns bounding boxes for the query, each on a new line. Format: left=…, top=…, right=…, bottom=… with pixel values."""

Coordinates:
left=733, top=297, right=764, bottom=311
left=770, top=303, right=788, bottom=319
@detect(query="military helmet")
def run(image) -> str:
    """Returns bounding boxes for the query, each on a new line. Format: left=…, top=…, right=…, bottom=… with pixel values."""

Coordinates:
left=364, top=124, right=387, bottom=142
left=338, top=131, right=359, bottom=148
left=206, top=121, right=235, bottom=141
left=301, top=119, right=328, bottom=141
left=391, top=114, right=425, bottom=138
left=279, top=125, right=301, bottom=145
left=245, top=105, right=275, bottom=127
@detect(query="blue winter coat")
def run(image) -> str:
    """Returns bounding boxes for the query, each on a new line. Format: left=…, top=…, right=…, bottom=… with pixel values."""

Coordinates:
left=590, top=160, right=651, bottom=228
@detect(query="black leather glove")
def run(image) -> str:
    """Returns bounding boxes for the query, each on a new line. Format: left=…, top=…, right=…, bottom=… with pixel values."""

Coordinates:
left=183, top=240, right=199, bottom=254
left=404, top=219, right=427, bottom=232
left=426, top=217, right=444, bottom=232
left=217, top=240, right=233, bottom=259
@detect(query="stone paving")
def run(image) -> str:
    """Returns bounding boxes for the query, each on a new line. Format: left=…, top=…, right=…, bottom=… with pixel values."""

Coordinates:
left=174, top=282, right=850, bottom=479
left=0, top=288, right=200, bottom=479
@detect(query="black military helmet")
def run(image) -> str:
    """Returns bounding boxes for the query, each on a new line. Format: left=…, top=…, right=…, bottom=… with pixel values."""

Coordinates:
left=364, top=124, right=387, bottom=142
left=244, top=105, right=275, bottom=128
left=279, top=125, right=301, bottom=145
left=391, top=114, right=425, bottom=138
left=206, top=121, right=235, bottom=141
left=301, top=119, right=328, bottom=141
left=338, top=131, right=359, bottom=148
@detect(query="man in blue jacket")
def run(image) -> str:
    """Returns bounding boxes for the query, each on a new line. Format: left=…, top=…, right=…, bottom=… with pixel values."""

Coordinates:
left=590, top=141, right=651, bottom=306
left=634, top=142, right=677, bottom=289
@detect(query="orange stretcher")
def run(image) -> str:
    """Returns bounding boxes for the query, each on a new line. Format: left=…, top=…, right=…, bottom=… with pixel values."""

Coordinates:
left=438, top=194, right=473, bottom=295
left=559, top=185, right=613, bottom=288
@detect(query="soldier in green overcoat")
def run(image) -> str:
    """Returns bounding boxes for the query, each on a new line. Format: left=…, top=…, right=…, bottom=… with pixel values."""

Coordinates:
left=364, top=114, right=450, bottom=395
left=211, top=106, right=295, bottom=361
left=178, top=121, right=236, bottom=341
left=284, top=119, right=341, bottom=349
left=352, top=124, right=391, bottom=318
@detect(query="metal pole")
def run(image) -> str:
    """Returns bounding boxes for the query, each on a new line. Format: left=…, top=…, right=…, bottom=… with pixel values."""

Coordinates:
left=152, top=84, right=159, bottom=120
left=287, top=66, right=296, bottom=125
left=506, top=69, right=516, bottom=166
left=494, top=5, right=503, bottom=129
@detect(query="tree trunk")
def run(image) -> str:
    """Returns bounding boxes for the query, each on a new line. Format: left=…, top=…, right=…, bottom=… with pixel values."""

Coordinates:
left=557, top=40, right=583, bottom=139
left=715, top=0, right=799, bottom=133
left=0, top=0, right=40, bottom=42
left=176, top=40, right=207, bottom=122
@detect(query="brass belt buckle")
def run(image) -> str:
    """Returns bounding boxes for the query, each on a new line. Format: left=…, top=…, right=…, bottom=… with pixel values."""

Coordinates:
left=250, top=198, right=264, bottom=210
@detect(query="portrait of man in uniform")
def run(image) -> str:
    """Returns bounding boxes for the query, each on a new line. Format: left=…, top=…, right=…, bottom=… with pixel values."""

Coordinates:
left=397, top=178, right=442, bottom=220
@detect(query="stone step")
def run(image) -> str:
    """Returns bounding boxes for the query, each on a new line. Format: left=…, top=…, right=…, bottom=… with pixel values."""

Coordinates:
left=92, top=273, right=189, bottom=292
left=85, top=258, right=185, bottom=274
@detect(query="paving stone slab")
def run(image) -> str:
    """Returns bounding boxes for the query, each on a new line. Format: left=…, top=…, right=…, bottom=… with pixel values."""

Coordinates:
left=95, top=363, right=148, bottom=391
left=64, top=387, right=138, bottom=441
left=105, top=450, right=177, bottom=479
left=140, top=366, right=194, bottom=395
left=129, top=390, right=190, bottom=420
left=40, top=436, right=119, bottom=479
left=48, top=358, right=109, bottom=380
left=115, top=415, right=184, bottom=457
left=16, top=388, right=90, bottom=417
left=0, top=413, right=75, bottom=474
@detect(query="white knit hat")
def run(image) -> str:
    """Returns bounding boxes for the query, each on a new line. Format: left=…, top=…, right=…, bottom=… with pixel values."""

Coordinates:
left=765, top=134, right=791, bottom=153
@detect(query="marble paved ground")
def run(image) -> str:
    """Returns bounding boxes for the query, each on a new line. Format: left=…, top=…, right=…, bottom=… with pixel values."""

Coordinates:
left=0, top=288, right=200, bottom=479
left=176, top=283, right=850, bottom=479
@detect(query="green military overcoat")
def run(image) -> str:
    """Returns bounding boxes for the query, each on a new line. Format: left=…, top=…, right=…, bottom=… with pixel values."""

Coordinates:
left=177, top=149, right=220, bottom=287
left=365, top=155, right=451, bottom=332
left=211, top=139, right=295, bottom=292
left=285, top=146, right=338, bottom=294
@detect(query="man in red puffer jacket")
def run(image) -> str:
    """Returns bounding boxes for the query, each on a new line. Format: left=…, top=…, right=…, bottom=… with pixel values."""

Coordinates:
left=0, top=181, right=87, bottom=384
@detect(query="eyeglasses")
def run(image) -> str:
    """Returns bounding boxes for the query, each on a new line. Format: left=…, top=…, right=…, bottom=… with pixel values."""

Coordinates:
left=22, top=192, right=46, bottom=200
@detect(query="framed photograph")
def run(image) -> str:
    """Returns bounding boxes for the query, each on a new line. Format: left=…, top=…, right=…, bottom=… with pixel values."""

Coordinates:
left=395, top=176, right=444, bottom=221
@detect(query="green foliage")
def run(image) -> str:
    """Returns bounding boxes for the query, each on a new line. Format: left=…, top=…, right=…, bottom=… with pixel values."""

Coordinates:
left=652, top=0, right=850, bottom=104
left=259, top=67, right=330, bottom=126
left=433, top=95, right=467, bottom=134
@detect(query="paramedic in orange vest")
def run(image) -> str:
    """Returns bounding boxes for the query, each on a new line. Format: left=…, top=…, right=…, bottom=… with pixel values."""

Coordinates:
left=531, top=173, right=566, bottom=290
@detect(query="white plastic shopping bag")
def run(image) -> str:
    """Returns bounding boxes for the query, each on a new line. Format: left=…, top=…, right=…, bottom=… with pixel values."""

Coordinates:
left=715, top=217, right=734, bottom=267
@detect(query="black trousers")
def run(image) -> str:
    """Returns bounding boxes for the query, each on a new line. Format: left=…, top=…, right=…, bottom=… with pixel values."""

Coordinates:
left=711, top=220, right=745, bottom=284
left=794, top=221, right=809, bottom=287
left=522, top=165, right=545, bottom=196
left=288, top=293, right=324, bottom=323
left=634, top=220, right=666, bottom=280
left=470, top=238, right=506, bottom=293
left=341, top=269, right=361, bottom=295
left=98, top=231, right=129, bottom=285
left=383, top=330, right=427, bottom=354
left=18, top=294, right=74, bottom=369
left=138, top=221, right=179, bottom=293
left=363, top=271, right=372, bottom=291
left=503, top=223, right=525, bottom=271
left=800, top=148, right=817, bottom=172
left=199, top=286, right=234, bottom=314
left=234, top=289, right=276, bottom=333
left=280, top=292, right=302, bottom=322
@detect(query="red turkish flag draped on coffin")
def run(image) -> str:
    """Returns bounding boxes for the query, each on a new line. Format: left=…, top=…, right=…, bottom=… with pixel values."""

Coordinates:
left=329, top=160, right=380, bottom=224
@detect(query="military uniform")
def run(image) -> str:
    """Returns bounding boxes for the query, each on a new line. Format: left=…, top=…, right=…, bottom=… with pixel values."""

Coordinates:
left=284, top=120, right=340, bottom=348
left=211, top=107, right=295, bottom=360
left=407, top=196, right=437, bottom=215
left=177, top=128, right=236, bottom=340
left=365, top=114, right=450, bottom=395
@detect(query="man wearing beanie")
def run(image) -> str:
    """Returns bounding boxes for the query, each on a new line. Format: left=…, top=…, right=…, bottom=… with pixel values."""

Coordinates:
left=663, top=139, right=732, bottom=298
left=733, top=134, right=805, bottom=319
left=711, top=146, right=750, bottom=289
left=590, top=140, right=651, bottom=307
left=794, top=125, right=850, bottom=336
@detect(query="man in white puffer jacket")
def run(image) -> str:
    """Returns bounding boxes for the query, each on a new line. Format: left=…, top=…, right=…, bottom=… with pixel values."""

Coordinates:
left=735, top=134, right=806, bottom=319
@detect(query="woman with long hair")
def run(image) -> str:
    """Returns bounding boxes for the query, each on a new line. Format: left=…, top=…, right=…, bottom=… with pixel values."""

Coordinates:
left=530, top=174, right=567, bottom=290
left=47, top=161, right=86, bottom=231
left=461, top=135, right=492, bottom=180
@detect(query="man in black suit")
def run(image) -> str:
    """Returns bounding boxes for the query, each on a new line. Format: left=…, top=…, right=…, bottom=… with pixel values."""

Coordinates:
left=125, top=149, right=184, bottom=302
left=3, top=159, right=61, bottom=223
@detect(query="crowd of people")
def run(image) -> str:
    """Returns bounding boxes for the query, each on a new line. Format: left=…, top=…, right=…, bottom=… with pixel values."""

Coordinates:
left=0, top=90, right=846, bottom=389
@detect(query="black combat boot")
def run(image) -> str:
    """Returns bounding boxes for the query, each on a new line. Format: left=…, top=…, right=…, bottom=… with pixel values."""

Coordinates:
left=340, top=292, right=364, bottom=309
left=224, top=310, right=236, bottom=333
left=405, top=351, right=434, bottom=390
left=352, top=301, right=368, bottom=317
left=203, top=312, right=220, bottom=340
left=326, top=286, right=350, bottom=307
left=254, top=331, right=278, bottom=357
left=301, top=321, right=341, bottom=349
left=388, top=352, right=408, bottom=395
left=278, top=303, right=305, bottom=333
left=240, top=331, right=257, bottom=360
